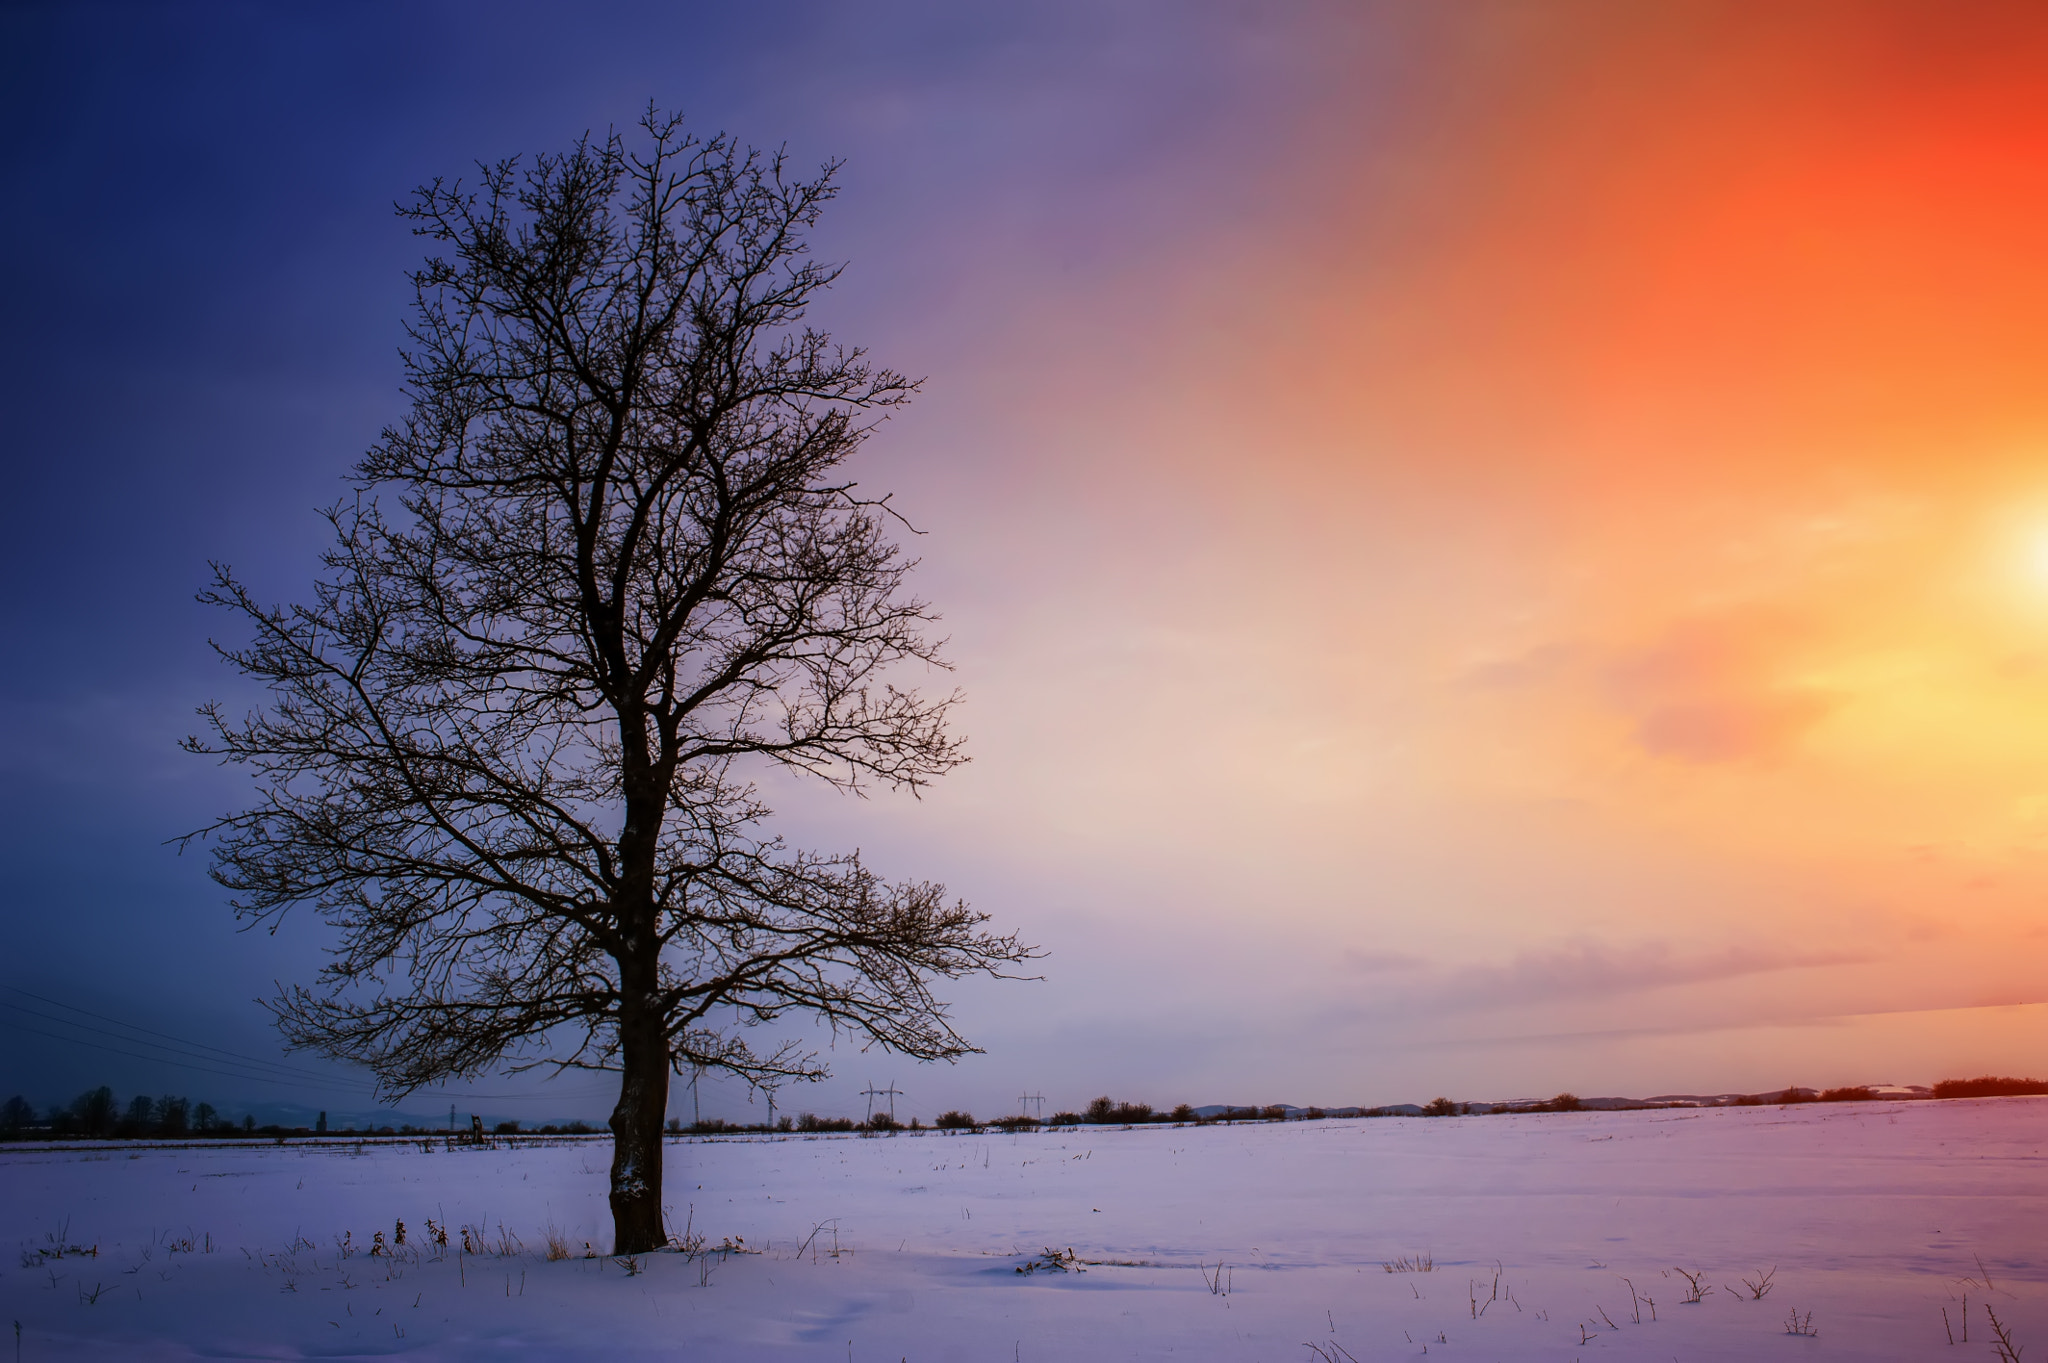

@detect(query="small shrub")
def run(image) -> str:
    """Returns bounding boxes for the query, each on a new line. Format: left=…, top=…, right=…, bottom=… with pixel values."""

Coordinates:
left=1259, top=1104, right=1288, bottom=1121
left=935, top=1110, right=977, bottom=1130
left=1422, top=1097, right=1460, bottom=1117
left=494, top=1120, right=520, bottom=1135
left=1303, top=1106, right=1326, bottom=1121
left=867, top=1113, right=901, bottom=1132
left=1084, top=1096, right=1116, bottom=1124
left=1819, top=1086, right=1875, bottom=1103
left=1547, top=1092, right=1582, bottom=1112
left=797, top=1113, right=857, bottom=1133
left=1048, top=1111, right=1082, bottom=1126
left=991, top=1114, right=1040, bottom=1131
left=1169, top=1104, right=1195, bottom=1122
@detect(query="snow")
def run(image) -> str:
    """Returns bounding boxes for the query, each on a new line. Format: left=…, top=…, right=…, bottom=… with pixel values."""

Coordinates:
left=3, top=1096, right=2043, bottom=1360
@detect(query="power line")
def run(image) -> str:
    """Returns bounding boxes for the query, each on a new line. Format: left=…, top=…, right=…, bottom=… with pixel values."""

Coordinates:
left=0, top=1016, right=370, bottom=1092
left=0, top=985, right=615, bottom=1103
left=0, top=999, right=347, bottom=1087
left=2, top=986, right=342, bottom=1084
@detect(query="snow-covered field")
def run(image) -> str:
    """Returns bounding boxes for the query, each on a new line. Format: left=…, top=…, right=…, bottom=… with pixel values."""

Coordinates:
left=2, top=1097, right=2043, bottom=1360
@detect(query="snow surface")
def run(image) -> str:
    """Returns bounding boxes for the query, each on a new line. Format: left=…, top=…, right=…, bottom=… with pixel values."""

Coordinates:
left=3, top=1096, right=2044, bottom=1360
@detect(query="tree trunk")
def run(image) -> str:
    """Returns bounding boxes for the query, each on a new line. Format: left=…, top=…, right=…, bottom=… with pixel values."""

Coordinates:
left=607, top=996, right=671, bottom=1254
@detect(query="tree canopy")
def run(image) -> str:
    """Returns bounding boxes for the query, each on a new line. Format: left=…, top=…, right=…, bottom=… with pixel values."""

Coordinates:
left=187, top=108, right=1035, bottom=1251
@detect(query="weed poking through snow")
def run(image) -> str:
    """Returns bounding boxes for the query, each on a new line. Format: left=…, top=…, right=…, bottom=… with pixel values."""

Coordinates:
left=1015, top=1247, right=1082, bottom=1275
left=20, top=1220, right=96, bottom=1268
left=1783, top=1306, right=1818, bottom=1337
left=1986, top=1304, right=2025, bottom=1363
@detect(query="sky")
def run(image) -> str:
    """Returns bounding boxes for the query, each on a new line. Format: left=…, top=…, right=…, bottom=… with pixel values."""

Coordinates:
left=3, top=0, right=2047, bottom=1126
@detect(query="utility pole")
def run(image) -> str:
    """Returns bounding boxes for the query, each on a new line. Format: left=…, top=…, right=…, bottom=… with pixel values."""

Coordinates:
left=1018, top=1092, right=1044, bottom=1120
left=863, top=1082, right=904, bottom=1124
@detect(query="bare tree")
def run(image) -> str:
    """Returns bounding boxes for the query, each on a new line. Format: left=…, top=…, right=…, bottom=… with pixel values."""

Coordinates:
left=185, top=108, right=1036, bottom=1253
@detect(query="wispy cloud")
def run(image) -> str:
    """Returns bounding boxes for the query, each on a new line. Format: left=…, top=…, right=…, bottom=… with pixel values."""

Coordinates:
left=1393, top=996, right=2048, bottom=1055
left=1602, top=614, right=1839, bottom=764
left=1341, top=948, right=1428, bottom=974
left=1436, top=941, right=1870, bottom=1008
left=1329, top=940, right=1873, bottom=1021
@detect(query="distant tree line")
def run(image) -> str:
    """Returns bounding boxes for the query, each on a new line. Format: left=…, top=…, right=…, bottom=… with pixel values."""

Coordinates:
left=647, top=1076, right=2048, bottom=1139
left=0, top=1087, right=252, bottom=1139
left=17, top=1074, right=2032, bottom=1143
left=1929, top=1075, right=2048, bottom=1099
left=0, top=1091, right=631, bottom=1142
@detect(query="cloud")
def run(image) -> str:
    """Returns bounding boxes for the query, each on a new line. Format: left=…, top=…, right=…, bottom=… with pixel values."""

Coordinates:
left=1602, top=614, right=1838, bottom=763
left=1464, top=642, right=1584, bottom=691
left=1625, top=691, right=1835, bottom=763
left=1402, top=995, right=2048, bottom=1054
left=1341, top=948, right=1427, bottom=974
left=1433, top=940, right=1870, bottom=1011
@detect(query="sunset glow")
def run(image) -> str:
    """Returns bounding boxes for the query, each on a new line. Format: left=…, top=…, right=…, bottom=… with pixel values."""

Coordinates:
left=843, top=1, right=2048, bottom=1103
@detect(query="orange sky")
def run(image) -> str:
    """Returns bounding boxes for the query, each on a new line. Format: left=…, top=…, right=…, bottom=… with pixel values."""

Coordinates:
left=803, top=1, right=2048, bottom=1104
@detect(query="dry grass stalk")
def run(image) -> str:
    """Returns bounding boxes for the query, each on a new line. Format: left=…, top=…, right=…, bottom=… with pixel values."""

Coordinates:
left=1985, top=1304, right=2024, bottom=1363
